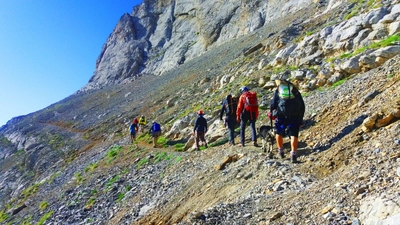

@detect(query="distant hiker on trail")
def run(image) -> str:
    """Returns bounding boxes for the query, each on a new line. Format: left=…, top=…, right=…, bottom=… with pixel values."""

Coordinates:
left=269, top=79, right=305, bottom=163
left=139, top=115, right=147, bottom=132
left=236, top=86, right=259, bottom=147
left=194, top=110, right=208, bottom=151
left=129, top=119, right=139, bottom=143
left=220, top=94, right=238, bottom=146
left=149, top=121, right=162, bottom=148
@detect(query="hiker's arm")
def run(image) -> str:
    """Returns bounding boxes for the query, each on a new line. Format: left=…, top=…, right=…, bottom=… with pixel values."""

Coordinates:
left=270, top=90, right=279, bottom=112
left=219, top=102, right=225, bottom=120
left=299, top=95, right=305, bottom=120
left=236, top=96, right=244, bottom=121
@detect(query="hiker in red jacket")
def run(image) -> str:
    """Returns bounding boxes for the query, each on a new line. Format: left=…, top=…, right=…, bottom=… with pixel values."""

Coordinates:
left=236, top=86, right=259, bottom=147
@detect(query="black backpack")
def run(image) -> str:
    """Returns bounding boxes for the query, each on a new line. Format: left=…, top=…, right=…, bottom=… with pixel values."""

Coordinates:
left=276, top=81, right=302, bottom=119
left=225, top=96, right=238, bottom=116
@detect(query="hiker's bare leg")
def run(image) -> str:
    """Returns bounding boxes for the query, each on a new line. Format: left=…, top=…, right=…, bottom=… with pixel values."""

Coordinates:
left=276, top=134, right=283, bottom=149
left=291, top=136, right=298, bottom=152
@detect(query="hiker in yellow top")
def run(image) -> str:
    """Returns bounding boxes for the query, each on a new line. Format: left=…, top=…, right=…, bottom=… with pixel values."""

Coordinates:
left=138, top=115, right=147, bottom=132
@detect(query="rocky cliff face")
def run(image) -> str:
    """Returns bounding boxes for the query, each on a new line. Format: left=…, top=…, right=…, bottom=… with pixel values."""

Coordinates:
left=1, top=0, right=400, bottom=224
left=86, top=0, right=316, bottom=89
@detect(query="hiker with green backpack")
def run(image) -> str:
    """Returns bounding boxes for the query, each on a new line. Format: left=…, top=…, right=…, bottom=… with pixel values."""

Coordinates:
left=220, top=94, right=238, bottom=146
left=269, top=79, right=305, bottom=163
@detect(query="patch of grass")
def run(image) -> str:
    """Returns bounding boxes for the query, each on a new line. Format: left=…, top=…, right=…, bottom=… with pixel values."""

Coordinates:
left=39, top=201, right=49, bottom=211
left=86, top=197, right=96, bottom=208
left=209, top=138, right=228, bottom=147
left=173, top=143, right=185, bottom=151
left=0, top=210, right=9, bottom=222
left=339, top=52, right=352, bottom=59
left=84, top=162, right=98, bottom=173
left=157, top=135, right=168, bottom=147
left=331, top=79, right=347, bottom=88
left=106, top=145, right=123, bottom=163
left=137, top=158, right=149, bottom=169
left=154, top=152, right=173, bottom=163
left=47, top=172, right=61, bottom=184
left=37, top=211, right=54, bottom=225
left=346, top=34, right=400, bottom=59
left=20, top=215, right=32, bottom=225
left=74, top=172, right=84, bottom=185
left=137, top=133, right=153, bottom=144
left=106, top=175, right=120, bottom=188
left=117, top=193, right=125, bottom=202
left=21, top=183, right=40, bottom=199
left=175, top=156, right=183, bottom=163
left=48, top=134, right=65, bottom=149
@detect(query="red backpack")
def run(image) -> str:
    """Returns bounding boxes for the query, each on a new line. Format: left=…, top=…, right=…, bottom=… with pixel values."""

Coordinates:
left=243, top=91, right=258, bottom=112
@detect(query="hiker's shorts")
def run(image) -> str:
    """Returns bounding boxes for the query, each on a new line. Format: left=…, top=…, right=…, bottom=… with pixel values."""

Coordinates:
left=275, top=117, right=301, bottom=137
left=152, top=131, right=161, bottom=137
left=130, top=132, right=136, bottom=138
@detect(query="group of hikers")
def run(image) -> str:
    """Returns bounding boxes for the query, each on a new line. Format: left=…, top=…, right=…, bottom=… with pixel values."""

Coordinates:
left=129, top=115, right=162, bottom=148
left=129, top=79, right=305, bottom=163
left=218, top=79, right=305, bottom=162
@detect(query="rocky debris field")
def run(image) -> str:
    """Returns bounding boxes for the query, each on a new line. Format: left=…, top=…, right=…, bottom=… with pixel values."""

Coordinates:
left=9, top=56, right=397, bottom=225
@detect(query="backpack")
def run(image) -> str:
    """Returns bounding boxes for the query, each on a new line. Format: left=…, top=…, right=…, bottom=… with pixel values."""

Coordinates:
left=130, top=124, right=137, bottom=133
left=243, top=91, right=258, bottom=112
left=152, top=123, right=161, bottom=132
left=276, top=81, right=302, bottom=118
left=225, top=96, right=238, bottom=116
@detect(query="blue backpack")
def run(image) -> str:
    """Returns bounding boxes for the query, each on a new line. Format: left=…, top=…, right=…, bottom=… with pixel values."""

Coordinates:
left=153, top=123, right=161, bottom=132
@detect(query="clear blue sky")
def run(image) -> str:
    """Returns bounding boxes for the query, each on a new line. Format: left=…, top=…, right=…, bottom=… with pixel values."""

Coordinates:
left=0, top=0, right=143, bottom=127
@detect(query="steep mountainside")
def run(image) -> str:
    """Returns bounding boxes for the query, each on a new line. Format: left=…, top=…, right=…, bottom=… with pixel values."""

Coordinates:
left=1, top=0, right=400, bottom=224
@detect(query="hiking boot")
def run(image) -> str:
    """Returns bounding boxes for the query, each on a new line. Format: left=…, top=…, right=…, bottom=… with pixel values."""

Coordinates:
left=239, top=143, right=244, bottom=147
left=290, top=151, right=297, bottom=163
left=253, top=142, right=259, bottom=147
left=278, top=148, right=284, bottom=158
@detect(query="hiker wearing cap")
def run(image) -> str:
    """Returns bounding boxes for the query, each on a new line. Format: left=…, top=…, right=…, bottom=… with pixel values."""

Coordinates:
left=220, top=94, right=238, bottom=146
left=139, top=115, right=147, bottom=132
left=129, top=119, right=139, bottom=143
left=194, top=110, right=208, bottom=151
left=236, top=86, right=259, bottom=147
left=150, top=121, right=162, bottom=148
left=269, top=79, right=305, bottom=163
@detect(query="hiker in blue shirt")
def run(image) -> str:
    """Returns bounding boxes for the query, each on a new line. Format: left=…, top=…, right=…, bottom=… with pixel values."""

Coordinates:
left=129, top=119, right=139, bottom=144
left=150, top=121, right=162, bottom=148
left=193, top=110, right=208, bottom=151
